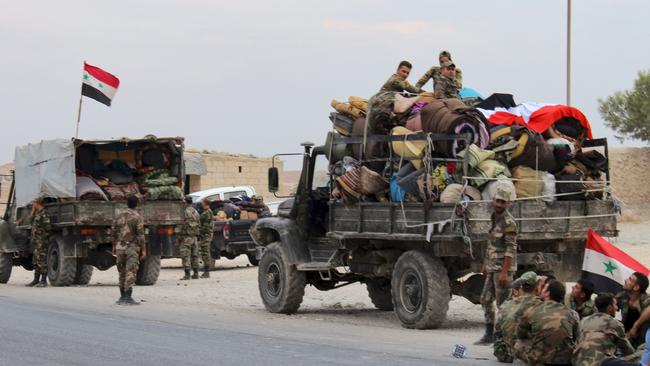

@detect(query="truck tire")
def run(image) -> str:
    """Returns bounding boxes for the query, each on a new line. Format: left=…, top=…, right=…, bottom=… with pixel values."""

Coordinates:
left=136, top=255, right=161, bottom=286
left=73, top=259, right=93, bottom=285
left=258, top=242, right=305, bottom=314
left=366, top=279, right=393, bottom=311
left=391, top=250, right=450, bottom=329
left=48, top=236, right=77, bottom=287
left=247, top=253, right=259, bottom=266
left=0, top=253, right=12, bottom=284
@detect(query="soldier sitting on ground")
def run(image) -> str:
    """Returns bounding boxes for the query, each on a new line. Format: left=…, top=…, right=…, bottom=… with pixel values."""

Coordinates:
left=380, top=60, right=422, bottom=94
left=617, top=272, right=650, bottom=347
left=566, top=279, right=597, bottom=319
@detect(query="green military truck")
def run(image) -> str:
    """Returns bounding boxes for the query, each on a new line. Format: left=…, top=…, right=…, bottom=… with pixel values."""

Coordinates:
left=251, top=134, right=617, bottom=329
left=0, top=136, right=186, bottom=286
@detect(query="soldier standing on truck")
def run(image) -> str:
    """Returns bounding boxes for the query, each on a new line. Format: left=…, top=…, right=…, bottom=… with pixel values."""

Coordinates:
left=112, top=195, right=146, bottom=305
left=476, top=181, right=518, bottom=345
left=26, top=197, right=50, bottom=287
left=180, top=196, right=201, bottom=280
left=199, top=198, right=213, bottom=279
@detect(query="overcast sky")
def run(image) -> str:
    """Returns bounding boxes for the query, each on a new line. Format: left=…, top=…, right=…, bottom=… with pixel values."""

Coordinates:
left=1, top=0, right=648, bottom=167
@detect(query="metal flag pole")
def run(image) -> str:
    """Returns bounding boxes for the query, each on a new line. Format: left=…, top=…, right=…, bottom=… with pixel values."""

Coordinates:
left=566, top=0, right=572, bottom=106
left=75, top=60, right=85, bottom=139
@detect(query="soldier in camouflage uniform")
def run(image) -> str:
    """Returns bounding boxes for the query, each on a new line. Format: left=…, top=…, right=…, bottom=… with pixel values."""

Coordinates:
left=180, top=196, right=201, bottom=280
left=112, top=195, right=146, bottom=305
left=198, top=199, right=214, bottom=279
left=476, top=181, right=518, bottom=345
left=565, top=279, right=597, bottom=319
left=493, top=271, right=542, bottom=363
left=415, top=50, right=463, bottom=91
left=514, top=279, right=580, bottom=366
left=433, top=60, right=460, bottom=99
left=617, top=272, right=650, bottom=347
left=380, top=60, right=422, bottom=94
left=573, top=292, right=635, bottom=366
left=27, top=197, right=50, bottom=287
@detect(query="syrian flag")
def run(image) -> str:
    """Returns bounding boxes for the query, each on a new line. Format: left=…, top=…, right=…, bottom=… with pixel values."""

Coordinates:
left=581, top=229, right=650, bottom=294
left=82, top=62, right=120, bottom=106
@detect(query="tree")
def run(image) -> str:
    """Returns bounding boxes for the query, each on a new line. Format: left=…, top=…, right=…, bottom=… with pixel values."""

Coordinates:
left=598, top=70, right=650, bottom=143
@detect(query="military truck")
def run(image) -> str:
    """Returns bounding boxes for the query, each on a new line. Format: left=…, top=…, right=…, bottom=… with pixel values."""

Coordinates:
left=250, top=134, right=617, bottom=329
left=0, top=136, right=186, bottom=286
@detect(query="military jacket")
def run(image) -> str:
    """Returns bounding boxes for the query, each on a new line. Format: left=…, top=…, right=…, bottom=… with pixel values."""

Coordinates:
left=433, top=75, right=460, bottom=99
left=566, top=294, right=597, bottom=319
left=112, top=208, right=145, bottom=251
left=199, top=207, right=214, bottom=242
left=415, top=66, right=463, bottom=90
left=497, top=294, right=543, bottom=348
left=30, top=209, right=51, bottom=246
left=485, top=210, right=518, bottom=273
left=517, top=300, right=580, bottom=365
left=182, top=206, right=200, bottom=237
left=380, top=74, right=422, bottom=94
left=572, top=312, right=635, bottom=366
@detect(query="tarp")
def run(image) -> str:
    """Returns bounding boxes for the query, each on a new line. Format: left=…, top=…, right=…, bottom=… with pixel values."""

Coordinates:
left=14, top=139, right=76, bottom=207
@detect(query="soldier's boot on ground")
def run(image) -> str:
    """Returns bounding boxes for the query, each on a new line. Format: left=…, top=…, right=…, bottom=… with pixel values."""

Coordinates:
left=180, top=269, right=191, bottom=280
left=200, top=265, right=210, bottom=278
left=116, top=288, right=126, bottom=305
left=123, top=289, right=140, bottom=305
left=474, top=323, right=495, bottom=345
left=192, top=268, right=200, bottom=279
left=26, top=271, right=40, bottom=287
left=35, top=273, right=48, bottom=287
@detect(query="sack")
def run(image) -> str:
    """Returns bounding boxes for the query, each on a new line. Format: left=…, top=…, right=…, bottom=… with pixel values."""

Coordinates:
left=393, top=94, right=418, bottom=114
left=481, top=178, right=516, bottom=201
left=542, top=173, right=556, bottom=203
left=348, top=96, right=368, bottom=112
left=331, top=99, right=364, bottom=119
left=555, top=173, right=586, bottom=201
left=511, top=166, right=544, bottom=198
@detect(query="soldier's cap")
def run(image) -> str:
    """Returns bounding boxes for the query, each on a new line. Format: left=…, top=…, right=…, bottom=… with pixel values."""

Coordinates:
left=494, top=180, right=516, bottom=202
left=439, top=50, right=452, bottom=59
left=441, top=60, right=455, bottom=69
left=511, top=271, right=538, bottom=288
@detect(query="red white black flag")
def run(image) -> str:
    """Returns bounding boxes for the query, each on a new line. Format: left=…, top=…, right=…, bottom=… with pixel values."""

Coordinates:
left=82, top=62, right=120, bottom=106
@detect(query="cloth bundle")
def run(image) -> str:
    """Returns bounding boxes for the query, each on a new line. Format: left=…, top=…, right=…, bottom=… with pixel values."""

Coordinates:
left=489, top=125, right=558, bottom=172
left=102, top=182, right=141, bottom=201
left=140, top=169, right=182, bottom=201
left=76, top=176, right=108, bottom=201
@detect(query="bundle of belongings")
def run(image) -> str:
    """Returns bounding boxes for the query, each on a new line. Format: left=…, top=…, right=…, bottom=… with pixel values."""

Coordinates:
left=326, top=91, right=607, bottom=204
left=231, top=195, right=271, bottom=220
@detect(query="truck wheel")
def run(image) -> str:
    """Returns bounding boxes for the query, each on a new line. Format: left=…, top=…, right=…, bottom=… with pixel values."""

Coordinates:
left=366, top=279, right=393, bottom=311
left=258, top=242, right=305, bottom=314
left=48, top=236, right=77, bottom=286
left=73, top=259, right=93, bottom=285
left=0, top=253, right=12, bottom=284
left=391, top=250, right=450, bottom=329
left=247, top=253, right=259, bottom=266
left=136, top=255, right=161, bottom=286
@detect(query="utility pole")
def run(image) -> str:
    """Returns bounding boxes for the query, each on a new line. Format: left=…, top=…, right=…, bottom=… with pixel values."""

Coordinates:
left=567, top=0, right=572, bottom=106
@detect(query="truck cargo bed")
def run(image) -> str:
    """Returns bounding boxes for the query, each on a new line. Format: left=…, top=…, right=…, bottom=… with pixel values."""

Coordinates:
left=44, top=200, right=185, bottom=226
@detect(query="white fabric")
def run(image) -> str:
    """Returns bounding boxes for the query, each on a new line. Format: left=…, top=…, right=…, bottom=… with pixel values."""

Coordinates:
left=83, top=71, right=118, bottom=100
left=582, top=248, right=634, bottom=286
left=477, top=102, right=557, bottom=122
left=14, top=139, right=76, bottom=206
left=76, top=176, right=108, bottom=200
left=541, top=173, right=556, bottom=203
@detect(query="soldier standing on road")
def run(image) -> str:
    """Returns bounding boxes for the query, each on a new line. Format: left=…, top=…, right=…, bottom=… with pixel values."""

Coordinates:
left=380, top=60, right=423, bottom=94
left=180, top=196, right=201, bottom=280
left=565, top=279, right=597, bottom=319
left=475, top=181, right=517, bottom=345
left=415, top=50, right=463, bottom=91
left=433, top=60, right=460, bottom=99
left=198, top=199, right=214, bottom=279
left=26, top=197, right=50, bottom=287
left=112, top=195, right=146, bottom=305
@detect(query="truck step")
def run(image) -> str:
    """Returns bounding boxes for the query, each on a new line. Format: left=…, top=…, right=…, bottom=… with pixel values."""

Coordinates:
left=296, top=262, right=334, bottom=271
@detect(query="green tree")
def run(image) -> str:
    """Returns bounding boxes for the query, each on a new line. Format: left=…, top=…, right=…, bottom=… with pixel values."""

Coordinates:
left=598, top=70, right=650, bottom=142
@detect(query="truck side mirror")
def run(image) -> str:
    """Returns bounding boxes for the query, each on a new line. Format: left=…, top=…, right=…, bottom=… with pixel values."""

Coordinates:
left=268, top=167, right=279, bottom=193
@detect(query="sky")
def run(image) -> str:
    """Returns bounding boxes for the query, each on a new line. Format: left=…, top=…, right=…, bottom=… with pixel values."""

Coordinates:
left=1, top=0, right=649, bottom=168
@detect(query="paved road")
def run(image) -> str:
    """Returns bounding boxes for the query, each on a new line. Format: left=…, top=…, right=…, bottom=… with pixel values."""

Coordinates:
left=0, top=295, right=493, bottom=366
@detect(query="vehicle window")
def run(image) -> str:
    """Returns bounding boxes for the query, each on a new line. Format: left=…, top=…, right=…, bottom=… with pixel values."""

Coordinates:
left=206, top=194, right=221, bottom=202
left=224, top=191, right=246, bottom=200
left=312, top=154, right=330, bottom=191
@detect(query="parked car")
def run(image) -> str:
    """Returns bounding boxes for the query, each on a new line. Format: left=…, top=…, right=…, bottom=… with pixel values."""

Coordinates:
left=188, top=186, right=256, bottom=203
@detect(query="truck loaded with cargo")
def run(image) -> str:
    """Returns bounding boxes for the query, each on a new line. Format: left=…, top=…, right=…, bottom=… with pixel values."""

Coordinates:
left=251, top=91, right=618, bottom=329
left=0, top=136, right=186, bottom=286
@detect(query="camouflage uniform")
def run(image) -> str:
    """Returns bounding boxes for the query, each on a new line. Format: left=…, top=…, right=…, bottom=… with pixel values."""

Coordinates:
left=112, top=208, right=145, bottom=292
left=565, top=294, right=597, bottom=319
left=480, top=210, right=518, bottom=325
left=616, top=291, right=650, bottom=347
left=380, top=74, right=422, bottom=94
left=433, top=75, right=460, bottom=99
left=494, top=293, right=543, bottom=362
left=30, top=209, right=51, bottom=275
left=180, top=205, right=201, bottom=270
left=514, top=300, right=580, bottom=365
left=572, top=312, right=635, bottom=366
left=415, top=66, right=463, bottom=90
left=198, top=207, right=214, bottom=268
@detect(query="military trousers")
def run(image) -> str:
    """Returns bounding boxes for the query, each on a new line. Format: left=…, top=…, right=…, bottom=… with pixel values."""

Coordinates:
left=32, top=241, right=48, bottom=275
left=116, top=245, right=140, bottom=291
left=199, top=237, right=212, bottom=268
left=480, top=271, right=513, bottom=324
left=180, top=236, right=199, bottom=269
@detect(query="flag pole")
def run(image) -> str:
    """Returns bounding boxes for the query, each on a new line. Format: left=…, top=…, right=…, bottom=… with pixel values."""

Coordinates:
left=75, top=94, right=83, bottom=139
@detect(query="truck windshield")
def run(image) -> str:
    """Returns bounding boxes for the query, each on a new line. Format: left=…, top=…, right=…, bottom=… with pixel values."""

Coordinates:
left=312, top=154, right=330, bottom=191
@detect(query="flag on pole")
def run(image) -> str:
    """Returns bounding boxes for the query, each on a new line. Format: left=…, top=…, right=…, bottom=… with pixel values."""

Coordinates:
left=82, top=62, right=120, bottom=106
left=581, top=229, right=650, bottom=294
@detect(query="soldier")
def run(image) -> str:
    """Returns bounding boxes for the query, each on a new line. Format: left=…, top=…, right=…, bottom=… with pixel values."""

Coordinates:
left=433, top=60, right=460, bottom=99
left=475, top=180, right=517, bottom=345
left=26, top=197, right=50, bottom=287
left=415, top=50, right=463, bottom=91
left=380, top=60, right=422, bottom=94
left=252, top=195, right=271, bottom=217
left=566, top=279, right=597, bottom=319
left=573, top=292, right=635, bottom=366
left=514, top=279, right=580, bottom=366
left=493, top=271, right=543, bottom=363
left=112, top=195, right=146, bottom=305
left=617, top=272, right=650, bottom=347
left=180, top=196, right=201, bottom=280
left=198, top=198, right=214, bottom=279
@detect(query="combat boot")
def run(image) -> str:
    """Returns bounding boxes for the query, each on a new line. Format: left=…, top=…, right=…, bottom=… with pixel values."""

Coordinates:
left=35, top=273, right=48, bottom=287
left=123, top=289, right=140, bottom=305
left=192, top=268, right=200, bottom=279
left=26, top=271, right=40, bottom=287
left=474, top=323, right=495, bottom=345
left=200, top=265, right=210, bottom=278
left=180, top=268, right=191, bottom=280
left=116, top=288, right=126, bottom=305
